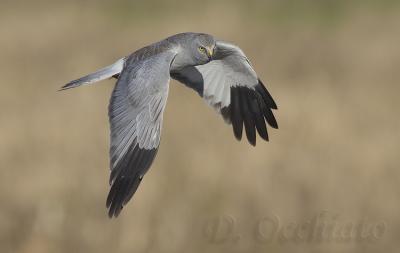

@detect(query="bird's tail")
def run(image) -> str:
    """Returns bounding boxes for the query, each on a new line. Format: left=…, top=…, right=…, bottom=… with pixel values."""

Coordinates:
left=59, top=58, right=125, bottom=91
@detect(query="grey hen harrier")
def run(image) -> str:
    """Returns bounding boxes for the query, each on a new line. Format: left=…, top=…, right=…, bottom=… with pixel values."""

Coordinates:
left=62, top=32, right=278, bottom=217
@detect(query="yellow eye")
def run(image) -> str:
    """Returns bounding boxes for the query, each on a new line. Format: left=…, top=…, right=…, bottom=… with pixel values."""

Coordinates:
left=198, top=46, right=206, bottom=54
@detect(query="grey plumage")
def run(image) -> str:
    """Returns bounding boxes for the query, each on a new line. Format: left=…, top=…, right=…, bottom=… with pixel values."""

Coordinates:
left=61, top=58, right=125, bottom=90
left=62, top=32, right=278, bottom=217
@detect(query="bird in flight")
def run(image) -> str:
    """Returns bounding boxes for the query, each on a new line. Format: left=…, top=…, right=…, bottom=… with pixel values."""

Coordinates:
left=61, top=33, right=278, bottom=218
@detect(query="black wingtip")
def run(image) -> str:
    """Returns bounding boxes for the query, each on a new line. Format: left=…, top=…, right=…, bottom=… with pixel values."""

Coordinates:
left=106, top=177, right=130, bottom=218
left=264, top=109, right=279, bottom=129
left=230, top=87, right=244, bottom=140
left=106, top=145, right=158, bottom=218
left=238, top=88, right=256, bottom=146
left=248, top=138, right=256, bottom=146
left=257, top=79, right=278, bottom=110
left=229, top=82, right=277, bottom=146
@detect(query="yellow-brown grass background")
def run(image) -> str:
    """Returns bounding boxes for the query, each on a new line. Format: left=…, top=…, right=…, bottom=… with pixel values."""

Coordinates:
left=1, top=0, right=399, bottom=252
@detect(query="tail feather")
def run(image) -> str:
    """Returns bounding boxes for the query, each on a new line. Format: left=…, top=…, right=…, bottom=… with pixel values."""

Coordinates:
left=60, top=58, right=125, bottom=91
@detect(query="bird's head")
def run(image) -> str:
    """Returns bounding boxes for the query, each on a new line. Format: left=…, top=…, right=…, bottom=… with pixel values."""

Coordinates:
left=169, top=33, right=216, bottom=70
left=191, top=33, right=216, bottom=64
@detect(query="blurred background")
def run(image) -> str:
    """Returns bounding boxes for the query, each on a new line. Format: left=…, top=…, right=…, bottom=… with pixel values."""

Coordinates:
left=1, top=0, right=399, bottom=252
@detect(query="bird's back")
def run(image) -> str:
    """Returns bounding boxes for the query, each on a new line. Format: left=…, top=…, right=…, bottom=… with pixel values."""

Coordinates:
left=124, top=39, right=174, bottom=66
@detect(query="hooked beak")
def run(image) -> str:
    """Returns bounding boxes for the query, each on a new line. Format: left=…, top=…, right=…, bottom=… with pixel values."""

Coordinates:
left=206, top=46, right=214, bottom=60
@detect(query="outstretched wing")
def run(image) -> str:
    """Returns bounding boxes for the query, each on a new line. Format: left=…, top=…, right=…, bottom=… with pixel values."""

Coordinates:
left=171, top=41, right=278, bottom=146
left=107, top=51, right=174, bottom=217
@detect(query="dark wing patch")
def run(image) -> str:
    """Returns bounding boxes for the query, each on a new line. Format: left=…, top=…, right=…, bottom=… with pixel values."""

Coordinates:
left=228, top=80, right=278, bottom=146
left=255, top=79, right=278, bottom=110
left=106, top=141, right=157, bottom=217
left=230, top=87, right=244, bottom=140
left=171, top=68, right=204, bottom=96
